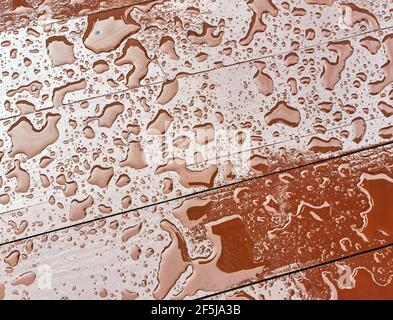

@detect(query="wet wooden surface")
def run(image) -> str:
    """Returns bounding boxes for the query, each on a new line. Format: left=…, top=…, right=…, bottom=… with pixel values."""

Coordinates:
left=207, top=245, right=393, bottom=300
left=1, top=0, right=393, bottom=300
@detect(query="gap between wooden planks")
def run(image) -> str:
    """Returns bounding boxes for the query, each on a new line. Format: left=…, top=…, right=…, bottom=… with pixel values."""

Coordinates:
left=2, top=141, right=393, bottom=299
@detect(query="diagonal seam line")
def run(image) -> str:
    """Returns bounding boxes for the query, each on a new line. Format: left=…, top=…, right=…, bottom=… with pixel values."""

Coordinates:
left=159, top=24, right=393, bottom=79
left=187, top=115, right=388, bottom=169
left=1, top=140, right=393, bottom=248
left=198, top=193, right=386, bottom=300
left=198, top=241, right=393, bottom=300
left=1, top=113, right=385, bottom=216
left=0, top=1, right=392, bottom=298
left=0, top=75, right=167, bottom=123
left=1, top=21, right=393, bottom=123
left=198, top=141, right=393, bottom=300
